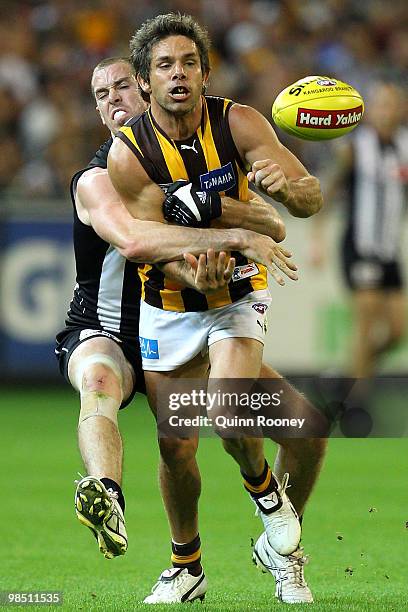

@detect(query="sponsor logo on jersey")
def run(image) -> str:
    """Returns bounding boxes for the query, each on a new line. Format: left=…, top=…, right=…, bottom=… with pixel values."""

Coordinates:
left=252, top=302, right=268, bottom=314
left=139, top=337, right=159, bottom=359
left=79, top=329, right=121, bottom=343
left=232, top=262, right=259, bottom=282
left=296, top=106, right=363, bottom=128
left=200, top=162, right=236, bottom=192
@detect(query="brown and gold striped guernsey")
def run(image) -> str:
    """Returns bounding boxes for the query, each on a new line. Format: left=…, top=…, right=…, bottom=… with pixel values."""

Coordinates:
left=117, top=95, right=267, bottom=312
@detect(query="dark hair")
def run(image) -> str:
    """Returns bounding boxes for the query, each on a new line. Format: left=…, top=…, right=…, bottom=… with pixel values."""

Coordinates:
left=91, top=57, right=135, bottom=95
left=130, top=13, right=211, bottom=99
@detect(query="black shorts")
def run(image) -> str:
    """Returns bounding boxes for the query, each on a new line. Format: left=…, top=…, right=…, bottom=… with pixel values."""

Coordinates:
left=342, top=242, right=403, bottom=291
left=55, top=326, right=146, bottom=408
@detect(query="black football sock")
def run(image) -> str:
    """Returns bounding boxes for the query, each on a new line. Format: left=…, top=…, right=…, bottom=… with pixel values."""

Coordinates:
left=171, top=534, right=202, bottom=575
left=241, top=460, right=276, bottom=498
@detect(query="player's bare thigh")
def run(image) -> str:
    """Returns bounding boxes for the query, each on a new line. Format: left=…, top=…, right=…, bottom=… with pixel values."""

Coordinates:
left=145, top=351, right=209, bottom=417
left=209, top=337, right=263, bottom=378
left=353, top=289, right=384, bottom=327
left=68, top=336, right=135, bottom=401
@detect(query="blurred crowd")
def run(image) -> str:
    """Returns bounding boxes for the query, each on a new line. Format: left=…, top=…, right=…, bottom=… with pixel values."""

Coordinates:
left=0, top=0, right=407, bottom=203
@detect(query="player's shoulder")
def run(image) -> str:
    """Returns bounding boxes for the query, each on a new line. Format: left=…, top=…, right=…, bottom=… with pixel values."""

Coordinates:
left=204, top=94, right=243, bottom=117
left=117, top=111, right=147, bottom=138
left=75, top=166, right=112, bottom=214
left=89, top=136, right=114, bottom=168
left=227, top=100, right=269, bottom=133
left=77, top=166, right=108, bottom=188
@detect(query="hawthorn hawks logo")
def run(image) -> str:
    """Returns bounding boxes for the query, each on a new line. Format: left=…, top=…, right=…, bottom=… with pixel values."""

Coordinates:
left=252, top=303, right=268, bottom=314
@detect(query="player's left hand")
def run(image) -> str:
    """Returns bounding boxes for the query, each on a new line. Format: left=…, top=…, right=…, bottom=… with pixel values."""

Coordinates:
left=247, top=160, right=289, bottom=203
left=183, top=249, right=236, bottom=294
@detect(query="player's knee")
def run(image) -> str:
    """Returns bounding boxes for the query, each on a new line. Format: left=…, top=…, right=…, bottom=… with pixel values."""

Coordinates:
left=159, top=438, right=198, bottom=468
left=222, top=437, right=261, bottom=457
left=75, top=354, right=124, bottom=429
left=75, top=353, right=124, bottom=399
left=82, top=362, right=121, bottom=396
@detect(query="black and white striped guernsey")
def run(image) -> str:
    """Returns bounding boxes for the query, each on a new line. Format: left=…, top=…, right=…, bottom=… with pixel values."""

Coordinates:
left=64, top=138, right=141, bottom=341
left=344, top=125, right=408, bottom=262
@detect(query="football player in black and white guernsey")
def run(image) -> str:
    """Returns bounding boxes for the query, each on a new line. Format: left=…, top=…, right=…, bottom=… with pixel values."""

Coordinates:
left=312, top=81, right=407, bottom=380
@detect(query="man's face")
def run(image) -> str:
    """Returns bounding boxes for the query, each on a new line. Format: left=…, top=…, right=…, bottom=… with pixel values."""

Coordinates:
left=139, top=35, right=208, bottom=116
left=368, top=84, right=403, bottom=134
left=92, top=62, right=148, bottom=134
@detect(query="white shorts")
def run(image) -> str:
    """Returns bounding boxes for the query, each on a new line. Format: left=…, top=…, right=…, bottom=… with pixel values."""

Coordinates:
left=139, top=289, right=272, bottom=371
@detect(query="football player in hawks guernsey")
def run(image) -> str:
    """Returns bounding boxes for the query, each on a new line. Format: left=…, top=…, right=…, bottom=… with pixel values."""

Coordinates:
left=107, top=15, right=325, bottom=605
left=55, top=56, right=325, bottom=599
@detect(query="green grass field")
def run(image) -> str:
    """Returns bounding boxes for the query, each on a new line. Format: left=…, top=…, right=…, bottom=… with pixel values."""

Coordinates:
left=1, top=387, right=407, bottom=611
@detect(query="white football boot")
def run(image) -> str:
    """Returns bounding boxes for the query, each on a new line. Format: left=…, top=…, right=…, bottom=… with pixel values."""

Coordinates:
left=75, top=476, right=127, bottom=559
left=251, top=473, right=301, bottom=555
left=253, top=531, right=313, bottom=604
left=143, top=567, right=207, bottom=604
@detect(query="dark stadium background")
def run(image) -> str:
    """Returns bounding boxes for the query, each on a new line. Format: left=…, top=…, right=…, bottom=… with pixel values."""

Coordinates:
left=0, top=0, right=406, bottom=380
left=0, top=2, right=407, bottom=609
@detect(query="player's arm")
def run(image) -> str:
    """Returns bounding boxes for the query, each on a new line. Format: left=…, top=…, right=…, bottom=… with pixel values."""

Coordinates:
left=215, top=189, right=286, bottom=242
left=77, top=169, right=238, bottom=289
left=228, top=104, right=323, bottom=218
left=162, top=180, right=286, bottom=241
left=76, top=166, right=246, bottom=264
left=107, top=138, right=298, bottom=284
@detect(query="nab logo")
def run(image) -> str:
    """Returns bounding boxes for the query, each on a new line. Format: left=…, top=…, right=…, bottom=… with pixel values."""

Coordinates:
left=139, top=337, right=159, bottom=359
left=200, top=162, right=236, bottom=192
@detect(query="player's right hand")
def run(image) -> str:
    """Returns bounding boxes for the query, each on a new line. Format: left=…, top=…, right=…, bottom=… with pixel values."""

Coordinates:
left=247, top=160, right=289, bottom=203
left=242, top=231, right=299, bottom=286
left=183, top=249, right=235, bottom=294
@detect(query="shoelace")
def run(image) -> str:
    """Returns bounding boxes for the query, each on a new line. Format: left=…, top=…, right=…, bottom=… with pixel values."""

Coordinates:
left=274, top=550, right=309, bottom=588
left=150, top=571, right=185, bottom=595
